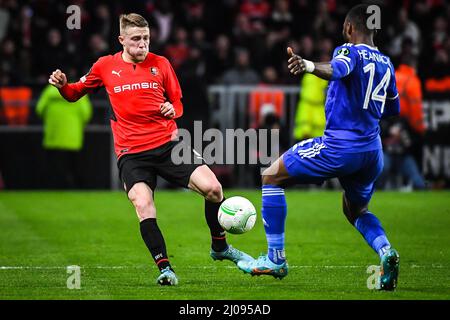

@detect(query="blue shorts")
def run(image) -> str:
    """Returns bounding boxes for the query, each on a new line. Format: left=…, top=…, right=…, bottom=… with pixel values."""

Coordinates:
left=282, top=137, right=383, bottom=205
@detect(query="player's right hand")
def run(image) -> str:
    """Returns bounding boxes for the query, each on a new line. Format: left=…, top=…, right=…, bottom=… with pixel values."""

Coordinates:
left=287, top=47, right=306, bottom=76
left=48, top=69, right=67, bottom=88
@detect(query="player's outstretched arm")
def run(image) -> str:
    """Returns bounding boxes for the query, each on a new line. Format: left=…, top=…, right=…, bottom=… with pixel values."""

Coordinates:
left=48, top=69, right=88, bottom=102
left=287, top=47, right=342, bottom=81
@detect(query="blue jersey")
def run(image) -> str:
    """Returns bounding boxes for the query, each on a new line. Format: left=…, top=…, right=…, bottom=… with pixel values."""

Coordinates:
left=323, top=43, right=400, bottom=152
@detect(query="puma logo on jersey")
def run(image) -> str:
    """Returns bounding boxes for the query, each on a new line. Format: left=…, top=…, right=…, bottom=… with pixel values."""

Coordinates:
left=112, top=70, right=122, bottom=77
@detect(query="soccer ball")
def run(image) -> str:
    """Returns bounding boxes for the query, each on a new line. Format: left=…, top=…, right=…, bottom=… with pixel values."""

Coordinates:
left=218, top=196, right=257, bottom=234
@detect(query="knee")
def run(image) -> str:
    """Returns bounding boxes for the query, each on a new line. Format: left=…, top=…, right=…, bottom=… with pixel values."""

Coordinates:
left=205, top=181, right=223, bottom=203
left=261, top=173, right=280, bottom=186
left=133, top=197, right=151, bottom=213
left=130, top=194, right=155, bottom=221
left=261, top=162, right=285, bottom=186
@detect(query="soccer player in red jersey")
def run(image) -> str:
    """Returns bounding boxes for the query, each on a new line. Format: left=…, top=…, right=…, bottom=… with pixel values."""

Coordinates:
left=48, top=13, right=251, bottom=285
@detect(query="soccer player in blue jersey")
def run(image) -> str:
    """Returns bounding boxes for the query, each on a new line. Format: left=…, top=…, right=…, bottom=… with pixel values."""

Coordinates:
left=238, top=4, right=400, bottom=290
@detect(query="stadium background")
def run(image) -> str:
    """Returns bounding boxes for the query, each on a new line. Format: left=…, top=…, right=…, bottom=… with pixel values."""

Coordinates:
left=0, top=0, right=449, bottom=190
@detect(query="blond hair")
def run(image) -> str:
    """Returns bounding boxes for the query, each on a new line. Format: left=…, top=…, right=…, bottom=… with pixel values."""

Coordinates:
left=119, top=13, right=149, bottom=34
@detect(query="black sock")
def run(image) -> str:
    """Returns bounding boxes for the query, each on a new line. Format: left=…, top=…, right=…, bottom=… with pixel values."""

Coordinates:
left=139, top=218, right=172, bottom=272
left=205, top=197, right=228, bottom=252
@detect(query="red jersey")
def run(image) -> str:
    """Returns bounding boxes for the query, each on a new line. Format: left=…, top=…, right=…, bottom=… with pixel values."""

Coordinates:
left=59, top=51, right=183, bottom=158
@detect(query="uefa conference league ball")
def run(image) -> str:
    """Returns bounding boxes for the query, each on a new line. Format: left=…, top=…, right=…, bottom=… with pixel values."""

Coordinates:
left=218, top=196, right=257, bottom=234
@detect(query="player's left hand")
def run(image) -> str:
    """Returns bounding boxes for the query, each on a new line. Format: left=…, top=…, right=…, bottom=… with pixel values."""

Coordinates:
left=160, top=102, right=176, bottom=119
left=287, top=47, right=306, bottom=75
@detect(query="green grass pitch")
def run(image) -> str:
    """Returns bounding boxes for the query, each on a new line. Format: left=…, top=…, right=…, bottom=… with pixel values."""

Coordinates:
left=0, top=190, right=449, bottom=300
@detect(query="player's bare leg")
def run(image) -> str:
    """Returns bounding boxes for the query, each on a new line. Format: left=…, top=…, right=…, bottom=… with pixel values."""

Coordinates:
left=342, top=193, right=399, bottom=290
left=128, top=182, right=178, bottom=285
left=261, top=157, right=293, bottom=187
left=128, top=182, right=156, bottom=221
left=238, top=157, right=291, bottom=279
left=188, top=165, right=223, bottom=203
left=188, top=165, right=253, bottom=264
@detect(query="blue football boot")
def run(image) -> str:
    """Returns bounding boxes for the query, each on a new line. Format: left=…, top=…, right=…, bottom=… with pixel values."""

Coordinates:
left=237, top=254, right=288, bottom=279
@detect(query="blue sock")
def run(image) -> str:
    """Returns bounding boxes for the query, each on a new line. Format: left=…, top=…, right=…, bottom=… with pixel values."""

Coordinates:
left=262, top=185, right=287, bottom=264
left=354, top=211, right=391, bottom=258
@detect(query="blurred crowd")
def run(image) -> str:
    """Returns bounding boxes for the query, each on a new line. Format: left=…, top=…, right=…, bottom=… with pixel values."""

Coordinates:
left=0, top=0, right=449, bottom=89
left=0, top=0, right=449, bottom=189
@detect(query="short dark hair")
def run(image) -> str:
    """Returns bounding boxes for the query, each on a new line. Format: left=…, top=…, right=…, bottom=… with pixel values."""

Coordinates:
left=346, top=4, right=374, bottom=36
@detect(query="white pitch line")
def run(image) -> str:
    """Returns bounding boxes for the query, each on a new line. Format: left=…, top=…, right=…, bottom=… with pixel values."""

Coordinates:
left=0, top=264, right=446, bottom=270
left=0, top=265, right=364, bottom=270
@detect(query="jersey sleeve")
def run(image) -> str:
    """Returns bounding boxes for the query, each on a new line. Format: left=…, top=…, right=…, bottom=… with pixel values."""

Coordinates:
left=162, top=57, right=183, bottom=118
left=59, top=58, right=104, bottom=102
left=386, top=63, right=399, bottom=100
left=330, top=44, right=359, bottom=80
left=382, top=63, right=400, bottom=118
